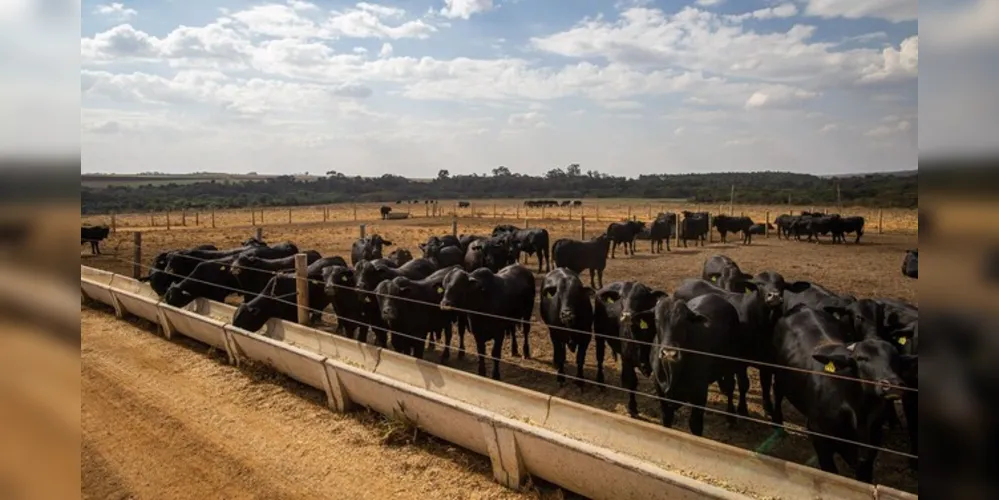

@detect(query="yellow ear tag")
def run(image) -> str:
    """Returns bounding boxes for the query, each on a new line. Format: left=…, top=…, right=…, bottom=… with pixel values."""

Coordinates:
left=436, top=286, right=444, bottom=294
left=745, top=289, right=752, bottom=295
left=898, top=337, right=907, bottom=346
left=341, top=275, right=348, bottom=282
left=605, top=297, right=614, bottom=304
left=219, top=265, right=226, bottom=271
left=639, top=319, right=648, bottom=329
left=824, top=362, right=836, bottom=373
left=364, top=297, right=371, bottom=303
left=710, top=276, right=717, bottom=282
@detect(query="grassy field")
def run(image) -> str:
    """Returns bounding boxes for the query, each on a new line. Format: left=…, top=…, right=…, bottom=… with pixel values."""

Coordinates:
left=81, top=198, right=919, bottom=235
left=81, top=198, right=919, bottom=494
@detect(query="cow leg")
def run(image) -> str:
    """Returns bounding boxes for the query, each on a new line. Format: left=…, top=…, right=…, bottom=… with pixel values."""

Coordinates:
left=374, top=328, right=388, bottom=348
left=589, top=269, right=596, bottom=289
left=356, top=325, right=369, bottom=343
left=689, top=388, right=709, bottom=436
left=490, top=333, right=503, bottom=380
left=475, top=336, right=488, bottom=377
left=413, top=335, right=427, bottom=360
left=657, top=386, right=676, bottom=428
left=596, top=269, right=604, bottom=289
left=457, top=316, right=467, bottom=359
left=758, top=366, right=774, bottom=417
left=812, top=437, right=839, bottom=475
left=441, top=325, right=452, bottom=364
left=574, top=335, right=589, bottom=389
left=521, top=318, right=531, bottom=359
left=551, top=333, right=567, bottom=385
left=771, top=377, right=786, bottom=425
left=610, top=242, right=616, bottom=259
left=622, top=367, right=640, bottom=418
left=508, top=325, right=520, bottom=357
left=719, top=373, right=737, bottom=427
left=735, top=365, right=750, bottom=417
left=595, top=336, right=606, bottom=386
left=855, top=230, right=863, bottom=244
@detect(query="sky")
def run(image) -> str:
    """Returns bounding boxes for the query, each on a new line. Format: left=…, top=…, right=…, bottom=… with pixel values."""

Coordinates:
left=66, top=0, right=980, bottom=176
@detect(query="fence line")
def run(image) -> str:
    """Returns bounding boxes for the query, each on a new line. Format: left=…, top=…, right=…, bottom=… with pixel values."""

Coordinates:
left=108, top=249, right=917, bottom=395
left=83, top=203, right=918, bottom=235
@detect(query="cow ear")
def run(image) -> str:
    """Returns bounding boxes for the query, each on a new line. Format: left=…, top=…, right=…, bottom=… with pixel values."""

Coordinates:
left=541, top=286, right=557, bottom=299
left=742, top=281, right=760, bottom=294
left=632, top=309, right=656, bottom=333
left=650, top=290, right=668, bottom=302
left=812, top=344, right=854, bottom=373
left=786, top=281, right=811, bottom=293
left=598, top=290, right=621, bottom=305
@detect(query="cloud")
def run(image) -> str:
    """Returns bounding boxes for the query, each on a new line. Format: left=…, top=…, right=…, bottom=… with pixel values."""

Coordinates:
left=803, top=0, right=917, bottom=23
left=440, top=0, right=494, bottom=20
left=378, top=42, right=393, bottom=58
left=744, top=85, right=818, bottom=109
left=728, top=3, right=798, bottom=21
left=818, top=123, right=838, bottom=133
left=93, top=3, right=136, bottom=21
left=857, top=36, right=918, bottom=84
left=695, top=0, right=724, bottom=7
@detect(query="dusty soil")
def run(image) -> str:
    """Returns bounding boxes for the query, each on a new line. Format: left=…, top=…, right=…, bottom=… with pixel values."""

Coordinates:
left=82, top=212, right=918, bottom=494
left=81, top=307, right=569, bottom=500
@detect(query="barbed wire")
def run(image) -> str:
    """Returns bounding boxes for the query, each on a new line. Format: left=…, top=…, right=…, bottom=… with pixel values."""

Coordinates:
left=108, top=248, right=918, bottom=394
left=94, top=253, right=918, bottom=460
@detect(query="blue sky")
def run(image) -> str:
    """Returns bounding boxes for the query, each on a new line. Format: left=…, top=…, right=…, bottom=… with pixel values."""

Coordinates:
left=77, top=0, right=927, bottom=176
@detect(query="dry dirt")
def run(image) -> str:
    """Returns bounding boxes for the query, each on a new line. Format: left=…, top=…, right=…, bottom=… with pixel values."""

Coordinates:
left=81, top=307, right=570, bottom=500
left=82, top=207, right=919, bottom=495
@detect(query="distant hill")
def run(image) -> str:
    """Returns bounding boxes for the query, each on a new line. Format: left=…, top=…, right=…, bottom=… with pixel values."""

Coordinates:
left=80, top=169, right=917, bottom=214
left=820, top=170, right=917, bottom=179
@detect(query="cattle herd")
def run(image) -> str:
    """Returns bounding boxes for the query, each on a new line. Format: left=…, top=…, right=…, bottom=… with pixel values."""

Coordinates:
left=124, top=212, right=917, bottom=485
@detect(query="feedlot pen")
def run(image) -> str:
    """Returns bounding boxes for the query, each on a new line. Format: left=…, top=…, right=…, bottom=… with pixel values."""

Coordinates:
left=82, top=209, right=918, bottom=496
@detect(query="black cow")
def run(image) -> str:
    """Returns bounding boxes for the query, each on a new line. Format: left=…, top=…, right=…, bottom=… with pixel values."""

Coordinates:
left=680, top=211, right=709, bottom=247
left=605, top=220, right=645, bottom=258
left=902, top=250, right=918, bottom=279
left=81, top=225, right=110, bottom=254
left=229, top=251, right=322, bottom=301
left=163, top=257, right=241, bottom=307
left=593, top=281, right=668, bottom=416
left=350, top=235, right=393, bottom=265
left=774, top=214, right=796, bottom=239
left=385, top=248, right=413, bottom=267
left=380, top=206, right=392, bottom=219
left=323, top=265, right=366, bottom=339
left=420, top=236, right=464, bottom=268
left=458, top=201, right=471, bottom=208
left=701, top=255, right=742, bottom=284
left=840, top=216, right=866, bottom=244
left=355, top=258, right=436, bottom=346
left=673, top=276, right=806, bottom=418
left=712, top=215, right=755, bottom=245
left=420, top=235, right=460, bottom=252
left=648, top=213, right=676, bottom=253
left=539, top=268, right=595, bottom=386
left=479, top=234, right=518, bottom=272
left=492, top=226, right=551, bottom=272
left=771, top=305, right=915, bottom=483
left=552, top=235, right=611, bottom=289
left=463, top=240, right=488, bottom=271
left=747, top=223, right=774, bottom=236
left=376, top=265, right=465, bottom=362
left=648, top=295, right=741, bottom=436
left=147, top=243, right=297, bottom=297
left=458, top=234, right=486, bottom=253
left=440, top=265, right=535, bottom=379
left=573, top=200, right=583, bottom=207
left=231, top=267, right=331, bottom=333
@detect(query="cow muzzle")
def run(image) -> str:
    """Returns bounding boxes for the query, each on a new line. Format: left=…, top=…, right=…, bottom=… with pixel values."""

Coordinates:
left=878, top=379, right=903, bottom=400
left=440, top=300, right=454, bottom=311
left=559, top=309, right=575, bottom=324
left=660, top=347, right=680, bottom=362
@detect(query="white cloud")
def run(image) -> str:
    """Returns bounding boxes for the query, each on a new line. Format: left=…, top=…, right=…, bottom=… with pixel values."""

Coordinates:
left=804, top=0, right=917, bottom=23
left=440, top=0, right=494, bottom=20
left=818, top=123, right=838, bottom=133
left=858, top=36, right=917, bottom=83
left=865, top=115, right=914, bottom=137
left=745, top=85, right=818, bottom=109
left=93, top=3, right=136, bottom=21
left=79, top=1, right=917, bottom=175
left=695, top=0, right=724, bottom=7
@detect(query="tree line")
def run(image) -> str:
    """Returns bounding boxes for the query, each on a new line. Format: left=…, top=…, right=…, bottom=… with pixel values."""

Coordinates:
left=80, top=167, right=918, bottom=214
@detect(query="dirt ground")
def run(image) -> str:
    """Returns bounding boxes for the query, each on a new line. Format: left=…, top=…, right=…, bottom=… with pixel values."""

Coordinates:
left=81, top=306, right=573, bottom=500
left=81, top=210, right=919, bottom=494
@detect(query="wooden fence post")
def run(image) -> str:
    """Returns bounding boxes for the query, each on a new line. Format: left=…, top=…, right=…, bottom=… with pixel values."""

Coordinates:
left=596, top=205, right=600, bottom=222
left=181, top=210, right=186, bottom=226
left=580, top=217, right=586, bottom=239
left=288, top=208, right=292, bottom=224
left=628, top=206, right=632, bottom=220
left=569, top=206, right=573, bottom=221
left=295, top=253, right=310, bottom=325
left=516, top=206, right=520, bottom=219
left=166, top=212, right=171, bottom=230
left=524, top=218, right=529, bottom=229
left=765, top=211, right=770, bottom=238
left=149, top=213, right=154, bottom=228
left=878, top=209, right=884, bottom=234
left=195, top=212, right=199, bottom=227
left=708, top=213, right=713, bottom=243
left=211, top=209, right=215, bottom=229
left=675, top=213, right=681, bottom=248
left=541, top=205, right=546, bottom=219
left=359, top=224, right=366, bottom=239
left=493, top=204, right=497, bottom=219
left=255, top=227, right=263, bottom=241
left=353, top=205, right=358, bottom=221
left=132, top=232, right=142, bottom=279
left=252, top=209, right=256, bottom=226
left=647, top=205, right=652, bottom=219
left=110, top=213, right=117, bottom=233
left=451, top=217, right=458, bottom=237
left=260, top=209, right=264, bottom=224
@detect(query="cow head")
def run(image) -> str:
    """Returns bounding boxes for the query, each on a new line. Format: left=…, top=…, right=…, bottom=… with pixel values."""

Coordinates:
left=324, top=265, right=356, bottom=298
left=651, top=298, right=708, bottom=390
left=541, top=270, right=594, bottom=326
left=616, top=286, right=668, bottom=377
left=812, top=340, right=914, bottom=401
left=232, top=302, right=269, bottom=332
left=440, top=268, right=479, bottom=311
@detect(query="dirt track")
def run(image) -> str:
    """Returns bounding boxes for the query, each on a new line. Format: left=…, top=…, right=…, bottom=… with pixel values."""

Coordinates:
left=81, top=307, right=550, bottom=500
